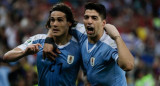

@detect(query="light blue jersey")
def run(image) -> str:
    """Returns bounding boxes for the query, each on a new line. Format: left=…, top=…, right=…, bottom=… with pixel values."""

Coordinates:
left=71, top=23, right=127, bottom=86
left=18, top=34, right=81, bottom=86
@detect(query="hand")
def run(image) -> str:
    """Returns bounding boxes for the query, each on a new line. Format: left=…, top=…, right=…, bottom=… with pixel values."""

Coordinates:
left=104, top=24, right=121, bottom=40
left=43, top=43, right=61, bottom=61
left=24, top=43, right=42, bottom=55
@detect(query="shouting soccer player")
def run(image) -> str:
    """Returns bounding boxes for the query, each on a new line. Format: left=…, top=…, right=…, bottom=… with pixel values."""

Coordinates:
left=80, top=2, right=134, bottom=85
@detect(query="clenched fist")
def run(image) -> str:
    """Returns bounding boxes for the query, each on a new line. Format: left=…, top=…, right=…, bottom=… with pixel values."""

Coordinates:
left=104, top=24, right=121, bottom=40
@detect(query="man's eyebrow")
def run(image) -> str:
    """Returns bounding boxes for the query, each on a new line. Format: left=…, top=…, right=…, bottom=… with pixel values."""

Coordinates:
left=91, top=15, right=98, bottom=17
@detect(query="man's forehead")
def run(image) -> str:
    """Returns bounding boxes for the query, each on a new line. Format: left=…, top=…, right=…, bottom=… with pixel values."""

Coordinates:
left=84, top=9, right=99, bottom=16
left=50, top=11, right=66, bottom=18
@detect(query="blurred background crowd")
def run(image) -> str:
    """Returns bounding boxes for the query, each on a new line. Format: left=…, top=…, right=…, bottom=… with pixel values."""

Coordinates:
left=0, top=0, right=160, bottom=86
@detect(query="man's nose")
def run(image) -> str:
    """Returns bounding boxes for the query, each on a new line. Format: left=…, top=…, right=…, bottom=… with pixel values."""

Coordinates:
left=87, top=17, right=93, bottom=25
left=52, top=21, right=58, bottom=27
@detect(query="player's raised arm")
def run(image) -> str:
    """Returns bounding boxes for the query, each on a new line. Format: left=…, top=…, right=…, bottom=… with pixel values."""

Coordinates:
left=105, top=24, right=134, bottom=71
left=3, top=43, right=42, bottom=62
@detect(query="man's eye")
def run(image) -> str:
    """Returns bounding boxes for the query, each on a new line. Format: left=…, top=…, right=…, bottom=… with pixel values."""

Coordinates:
left=92, top=16, right=98, bottom=20
left=84, top=16, right=89, bottom=19
left=58, top=19, right=63, bottom=22
left=50, top=18, right=55, bottom=22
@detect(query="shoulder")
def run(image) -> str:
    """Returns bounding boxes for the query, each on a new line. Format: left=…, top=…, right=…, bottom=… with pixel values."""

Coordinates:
left=29, top=34, right=47, bottom=40
left=28, top=34, right=47, bottom=45
left=25, top=34, right=46, bottom=43
left=71, top=36, right=78, bottom=43
left=72, top=23, right=86, bottom=33
left=17, top=34, right=47, bottom=50
left=100, top=33, right=117, bottom=49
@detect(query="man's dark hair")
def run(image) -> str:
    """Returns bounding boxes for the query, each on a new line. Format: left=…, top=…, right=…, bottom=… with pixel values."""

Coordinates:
left=46, top=3, right=76, bottom=29
left=85, top=2, right=106, bottom=20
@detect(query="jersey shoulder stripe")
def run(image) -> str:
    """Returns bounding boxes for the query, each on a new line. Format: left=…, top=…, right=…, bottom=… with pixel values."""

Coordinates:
left=17, top=34, right=47, bottom=50
left=72, top=23, right=86, bottom=35
left=71, top=36, right=78, bottom=43
left=30, top=34, right=47, bottom=41
left=99, top=32, right=118, bottom=61
left=100, top=32, right=117, bottom=49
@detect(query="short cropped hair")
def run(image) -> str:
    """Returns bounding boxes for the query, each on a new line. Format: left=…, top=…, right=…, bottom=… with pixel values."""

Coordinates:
left=46, top=3, right=75, bottom=28
left=84, top=2, right=106, bottom=20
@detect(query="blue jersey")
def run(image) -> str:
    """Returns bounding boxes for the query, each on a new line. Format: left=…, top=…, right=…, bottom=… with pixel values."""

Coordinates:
left=17, top=34, right=81, bottom=86
left=71, top=23, right=127, bottom=86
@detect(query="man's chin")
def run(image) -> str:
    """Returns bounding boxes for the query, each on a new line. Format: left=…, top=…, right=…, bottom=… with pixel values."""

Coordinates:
left=53, top=34, right=61, bottom=37
left=87, top=34, right=95, bottom=37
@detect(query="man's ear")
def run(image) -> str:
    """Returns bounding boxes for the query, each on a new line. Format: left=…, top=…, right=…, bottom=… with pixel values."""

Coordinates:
left=102, top=20, right=106, bottom=27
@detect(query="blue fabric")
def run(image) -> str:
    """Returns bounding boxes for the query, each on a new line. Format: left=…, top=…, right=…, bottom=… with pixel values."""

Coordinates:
left=19, top=34, right=81, bottom=86
left=72, top=23, right=127, bottom=86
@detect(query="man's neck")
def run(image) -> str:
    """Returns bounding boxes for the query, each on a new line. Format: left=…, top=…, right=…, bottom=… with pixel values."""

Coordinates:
left=88, top=30, right=104, bottom=44
left=53, top=34, right=72, bottom=45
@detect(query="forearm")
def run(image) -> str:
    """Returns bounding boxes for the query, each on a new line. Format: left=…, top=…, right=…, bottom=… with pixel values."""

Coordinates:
left=47, top=29, right=53, bottom=37
left=115, top=36, right=134, bottom=71
left=3, top=48, right=26, bottom=62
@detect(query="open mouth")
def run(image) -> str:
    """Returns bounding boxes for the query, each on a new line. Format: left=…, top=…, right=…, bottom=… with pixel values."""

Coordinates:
left=87, top=26, right=94, bottom=34
left=52, top=29, right=60, bottom=33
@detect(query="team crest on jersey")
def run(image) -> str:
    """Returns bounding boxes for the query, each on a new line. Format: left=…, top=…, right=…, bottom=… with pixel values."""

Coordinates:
left=67, top=55, right=74, bottom=64
left=24, top=39, right=32, bottom=46
left=27, top=40, right=31, bottom=43
left=90, top=57, right=95, bottom=66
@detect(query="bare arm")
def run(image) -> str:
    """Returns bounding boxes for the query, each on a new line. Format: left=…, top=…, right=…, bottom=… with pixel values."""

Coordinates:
left=105, top=24, right=134, bottom=71
left=3, top=48, right=26, bottom=62
left=47, top=29, right=53, bottom=37
left=3, top=43, right=42, bottom=62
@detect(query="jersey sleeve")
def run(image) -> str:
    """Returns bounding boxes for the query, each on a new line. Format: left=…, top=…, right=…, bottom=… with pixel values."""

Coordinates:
left=102, top=45, right=119, bottom=62
left=17, top=34, right=46, bottom=51
left=111, top=49, right=119, bottom=62
left=102, top=33, right=119, bottom=62
left=71, top=23, right=87, bottom=45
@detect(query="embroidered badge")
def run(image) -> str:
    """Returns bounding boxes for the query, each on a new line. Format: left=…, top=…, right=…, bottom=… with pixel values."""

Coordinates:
left=24, top=39, right=32, bottom=46
left=67, top=55, right=74, bottom=64
left=27, top=40, right=31, bottom=43
left=90, top=57, right=95, bottom=66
